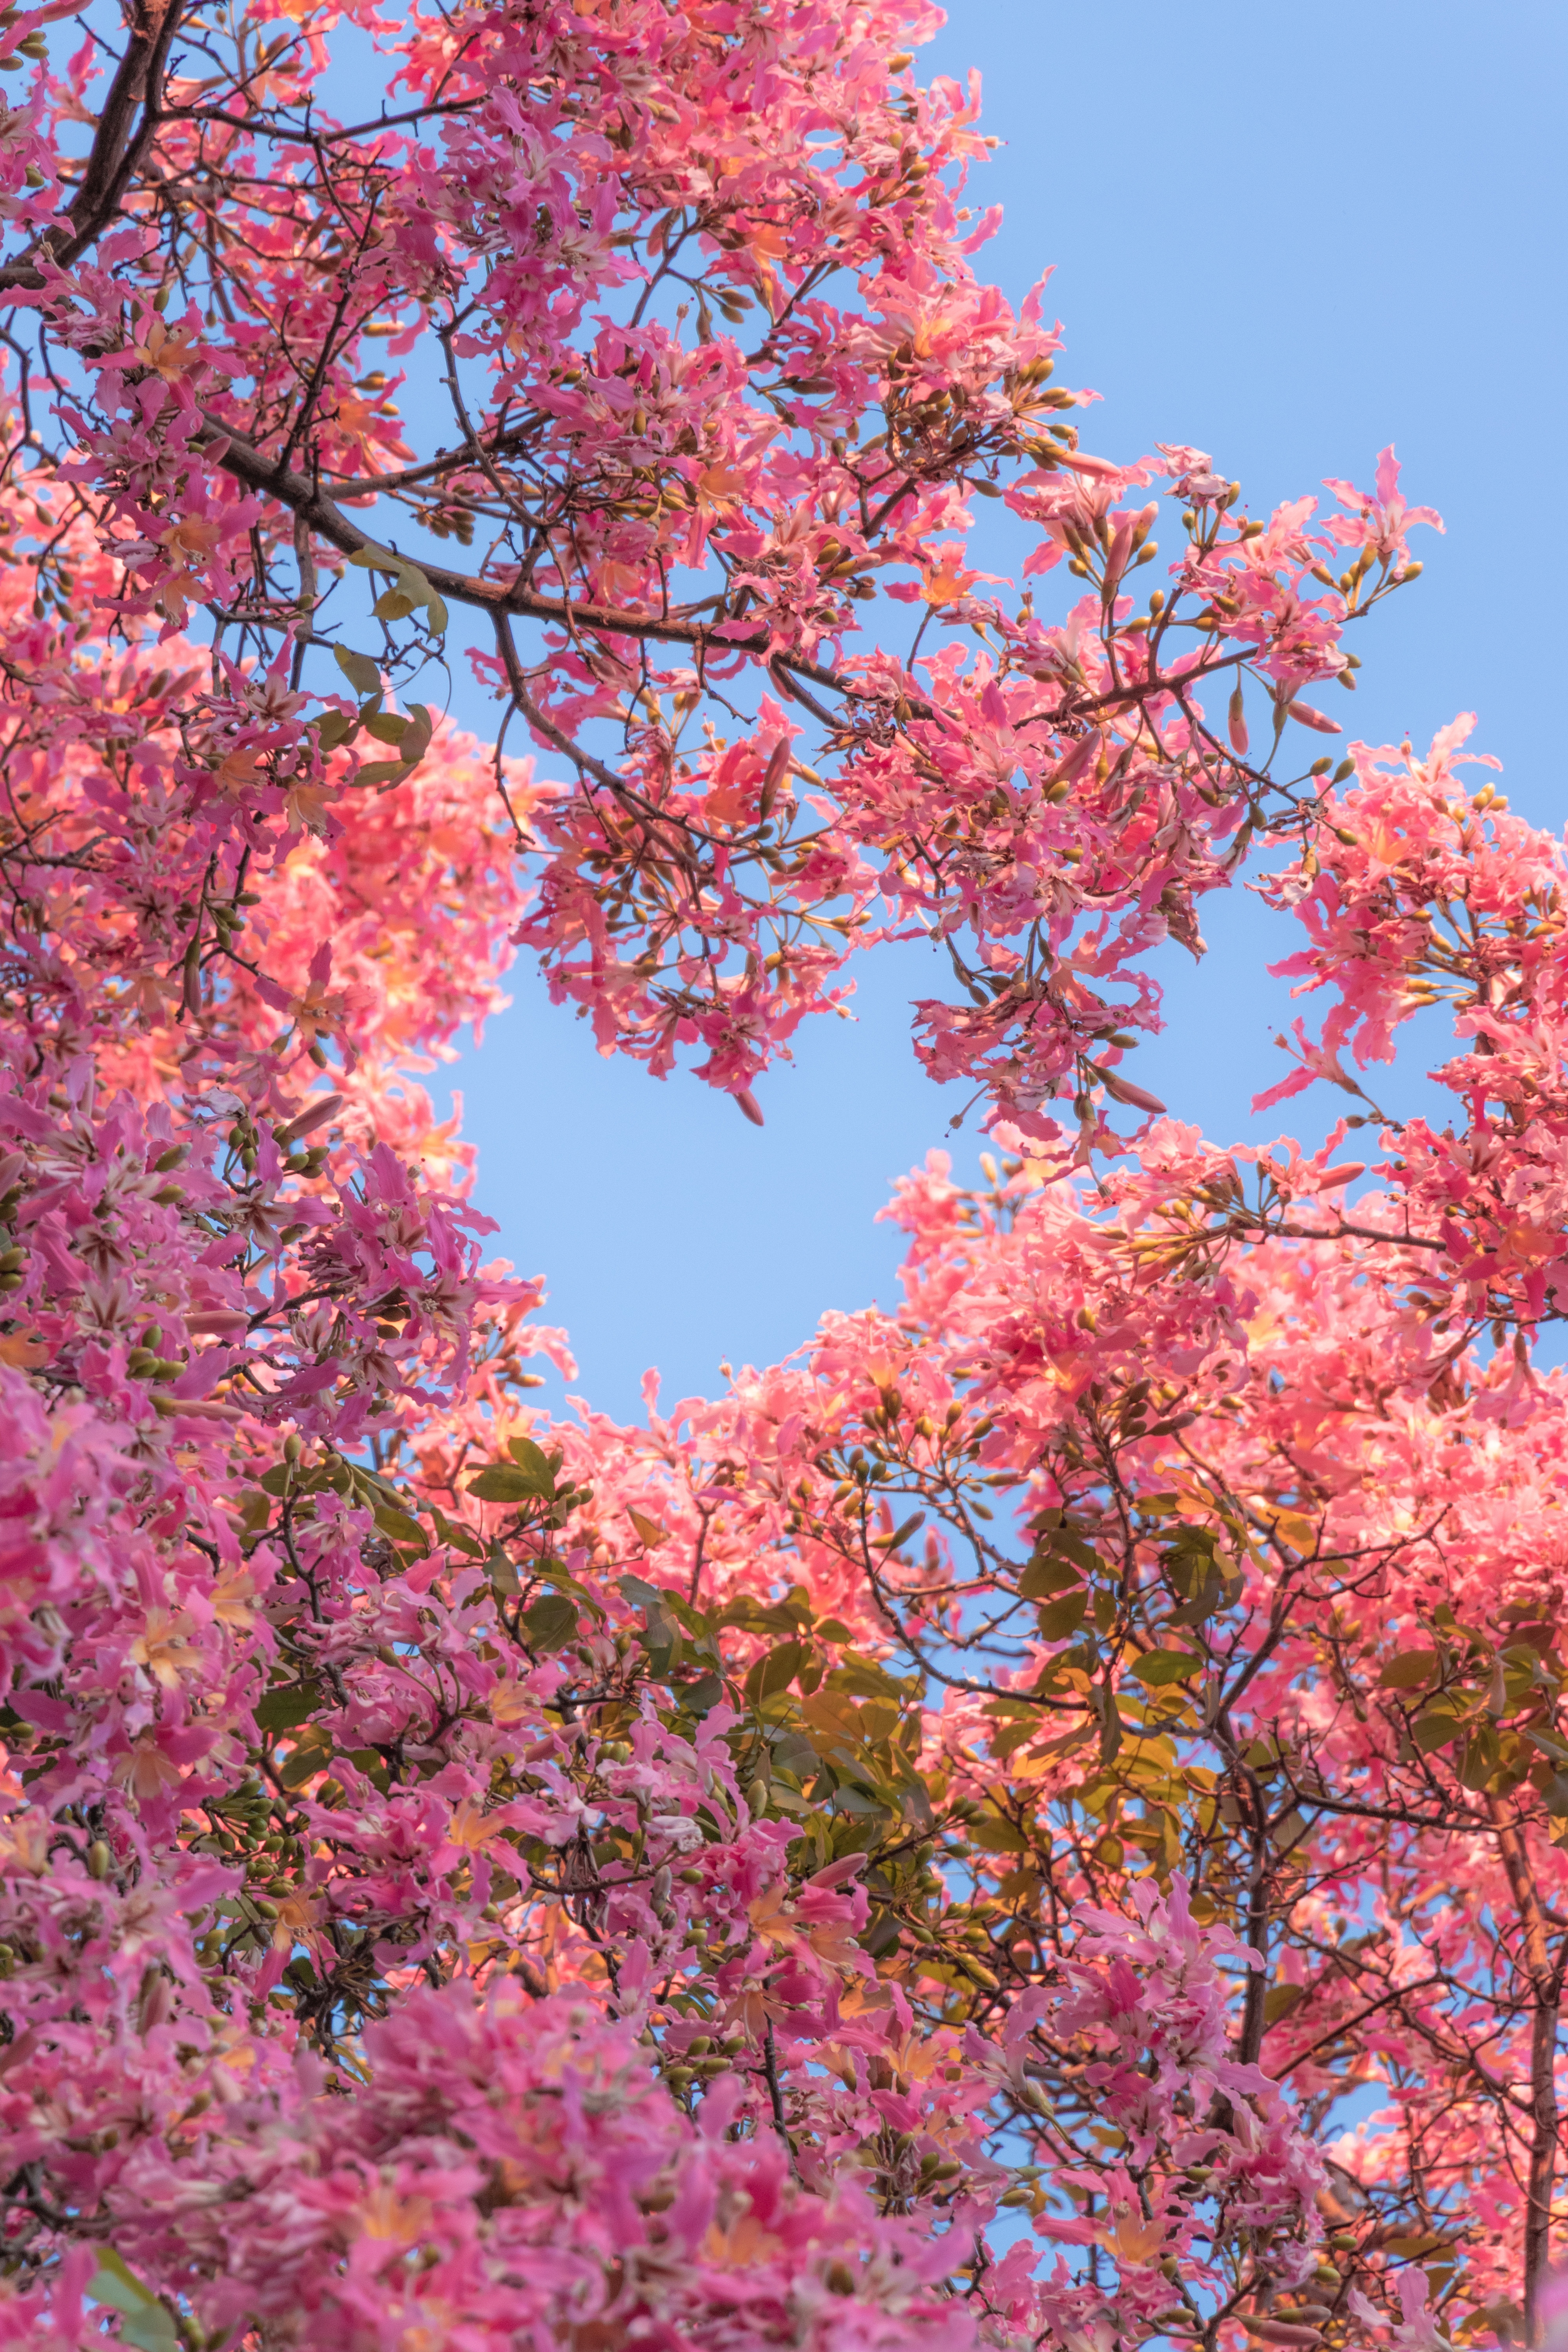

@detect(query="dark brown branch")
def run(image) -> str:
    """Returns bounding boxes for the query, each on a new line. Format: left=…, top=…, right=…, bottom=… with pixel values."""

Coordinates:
left=207, top=414, right=930, bottom=716
left=0, top=0, right=185, bottom=290
left=761, top=2021, right=801, bottom=2180
left=1489, top=1793, right=1562, bottom=2341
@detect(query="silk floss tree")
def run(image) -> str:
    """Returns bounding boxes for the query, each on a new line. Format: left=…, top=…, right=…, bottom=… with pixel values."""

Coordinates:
left=0, top=1, right=1560, bottom=2350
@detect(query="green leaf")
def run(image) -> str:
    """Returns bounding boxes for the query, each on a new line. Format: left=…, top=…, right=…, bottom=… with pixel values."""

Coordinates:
left=1036, top=1588, right=1088, bottom=1641
left=1053, top=1530, right=1103, bottom=1575
left=88, top=2251, right=179, bottom=2350
left=1167, top=1566, right=1225, bottom=1628
left=523, top=1592, right=579, bottom=1651
left=255, top=1679, right=321, bottom=1734
left=353, top=757, right=419, bottom=788
left=506, top=1436, right=559, bottom=1492
left=1458, top=1723, right=1500, bottom=1790
left=333, top=644, right=383, bottom=697
left=373, top=1500, right=427, bottom=1550
left=429, top=1505, right=485, bottom=1560
left=720, top=1594, right=803, bottom=1637
left=362, top=708, right=410, bottom=744
left=534, top=1556, right=605, bottom=1622
left=1379, top=1650, right=1440, bottom=1690
left=315, top=707, right=358, bottom=748
left=1019, top=1553, right=1081, bottom=1599
left=410, top=572, right=448, bottom=635
left=279, top=1723, right=332, bottom=1790
left=746, top=1641, right=806, bottom=1705
left=468, top=1463, right=548, bottom=1504
left=345, top=1745, right=391, bottom=1792
left=641, top=1608, right=683, bottom=1676
left=1129, top=1648, right=1204, bottom=1686
left=1163, top=1521, right=1219, bottom=1555
left=969, top=1812, right=1029, bottom=1854
left=828, top=1656, right=907, bottom=1702
left=655, top=1589, right=713, bottom=1640
left=347, top=542, right=448, bottom=635
left=1263, top=1980, right=1306, bottom=2025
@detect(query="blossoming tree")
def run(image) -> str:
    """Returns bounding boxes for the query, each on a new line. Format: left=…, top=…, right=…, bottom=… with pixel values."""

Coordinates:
left=0, top=0, right=1562, bottom=2348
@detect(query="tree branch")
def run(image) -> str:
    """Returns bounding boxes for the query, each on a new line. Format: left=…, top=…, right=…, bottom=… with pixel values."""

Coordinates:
left=206, top=414, right=931, bottom=716
left=0, top=0, right=185, bottom=290
left=1489, top=1793, right=1562, bottom=2341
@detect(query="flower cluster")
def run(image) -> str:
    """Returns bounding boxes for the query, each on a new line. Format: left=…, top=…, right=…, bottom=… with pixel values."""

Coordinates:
left=0, top=0, right=1438, bottom=1148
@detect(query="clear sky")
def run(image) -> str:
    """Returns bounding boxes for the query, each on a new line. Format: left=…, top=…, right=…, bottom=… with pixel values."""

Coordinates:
left=428, top=0, right=1566, bottom=1424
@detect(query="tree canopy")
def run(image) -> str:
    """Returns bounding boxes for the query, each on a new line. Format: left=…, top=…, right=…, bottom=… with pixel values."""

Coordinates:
left=0, top=3, right=1563, bottom=2350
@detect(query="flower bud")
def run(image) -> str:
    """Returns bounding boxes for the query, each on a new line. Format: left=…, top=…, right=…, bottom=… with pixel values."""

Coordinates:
left=1227, top=684, right=1249, bottom=757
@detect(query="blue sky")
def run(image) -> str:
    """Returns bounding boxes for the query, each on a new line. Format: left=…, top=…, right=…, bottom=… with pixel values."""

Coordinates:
left=427, top=0, right=1566, bottom=1423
